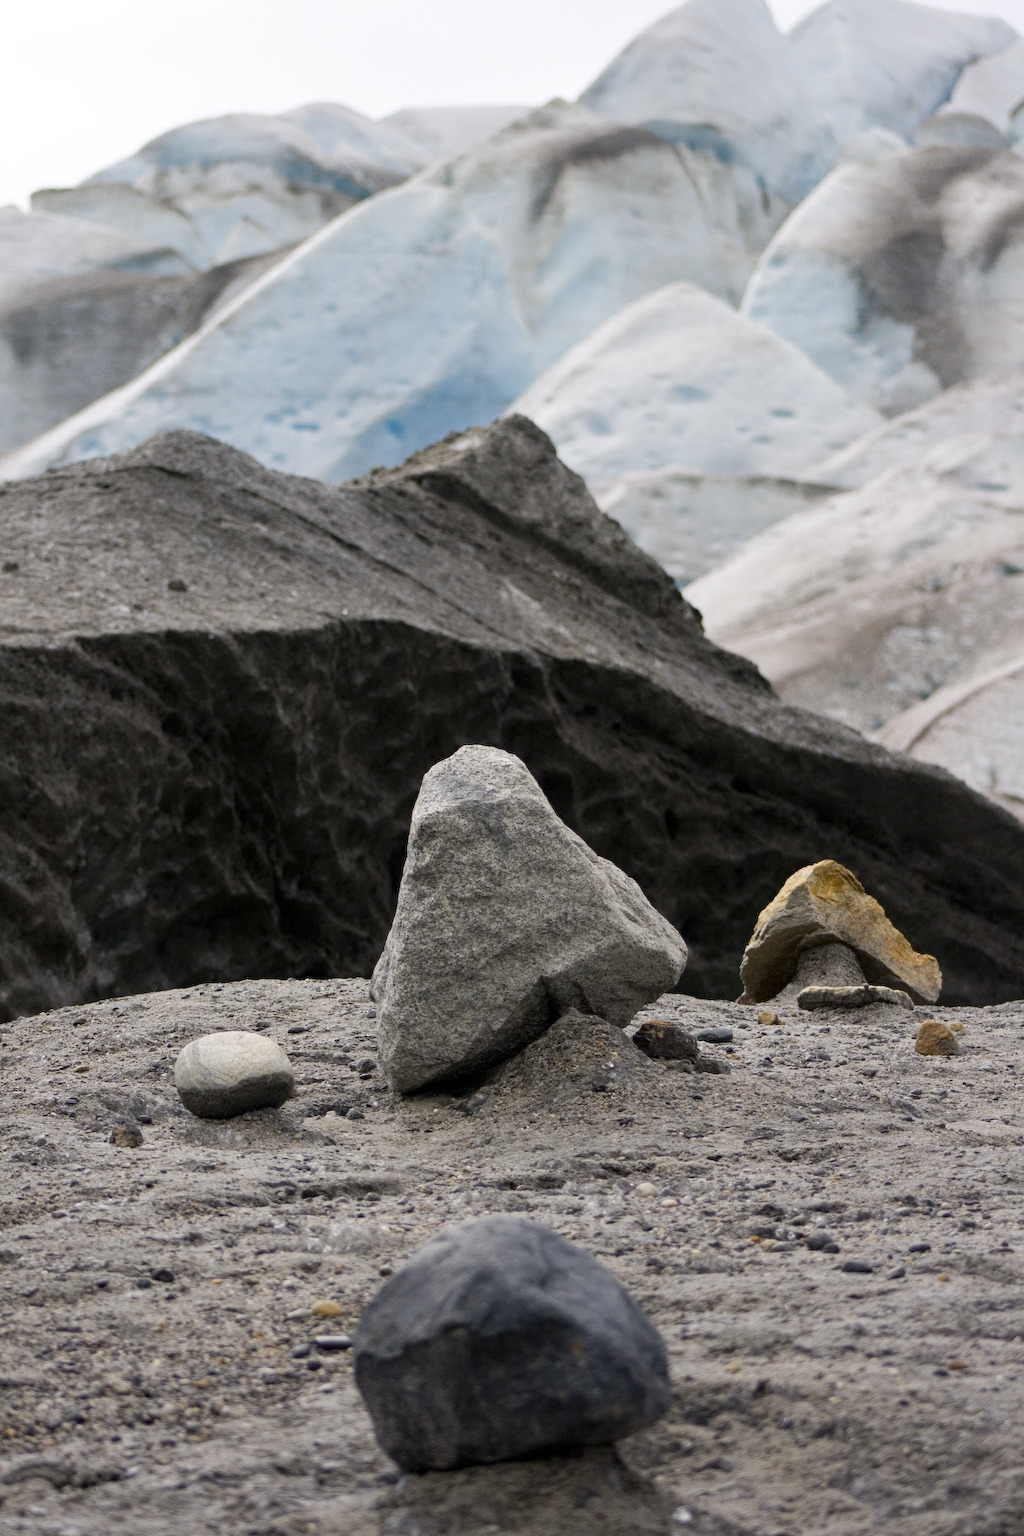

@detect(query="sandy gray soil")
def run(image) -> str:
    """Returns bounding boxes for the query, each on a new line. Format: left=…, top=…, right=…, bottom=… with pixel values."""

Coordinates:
left=2, top=979, right=1024, bottom=1535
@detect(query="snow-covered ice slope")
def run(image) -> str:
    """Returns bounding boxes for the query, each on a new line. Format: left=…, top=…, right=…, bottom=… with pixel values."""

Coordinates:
left=808, top=372, right=1024, bottom=488
left=67, top=113, right=405, bottom=268
left=0, top=103, right=749, bottom=483
left=742, top=143, right=1024, bottom=413
left=687, top=430, right=1024, bottom=738
left=580, top=0, right=835, bottom=252
left=511, top=281, right=881, bottom=486
left=790, top=0, right=1014, bottom=144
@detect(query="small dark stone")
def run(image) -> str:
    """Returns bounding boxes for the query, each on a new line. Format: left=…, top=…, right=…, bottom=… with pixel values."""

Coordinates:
left=696, top=1028, right=734, bottom=1043
left=839, top=1260, right=874, bottom=1274
left=908, top=1243, right=932, bottom=1254
left=346, top=1107, right=365, bottom=1121
left=354, top=1214, right=670, bottom=1472
left=109, top=1122, right=143, bottom=1148
left=591, top=1078, right=611, bottom=1092
left=314, top=1334, right=353, bottom=1352
left=804, top=1230, right=832, bottom=1250
left=379, top=1265, right=394, bottom=1277
left=137, top=1114, right=153, bottom=1124
left=822, top=1242, right=840, bottom=1253
left=306, top=1357, right=323, bottom=1371
left=287, top=1025, right=310, bottom=1034
left=2, top=560, right=19, bottom=573
left=888, top=1267, right=907, bottom=1280
left=151, top=1269, right=175, bottom=1284
left=136, top=1277, right=152, bottom=1289
left=633, top=1021, right=699, bottom=1061
left=292, top=1343, right=312, bottom=1358
left=167, top=578, right=187, bottom=592
left=695, top=1057, right=730, bottom=1075
left=357, top=1058, right=377, bottom=1073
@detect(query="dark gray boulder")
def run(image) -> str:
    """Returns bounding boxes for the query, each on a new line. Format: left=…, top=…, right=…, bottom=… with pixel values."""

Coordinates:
left=353, top=1214, right=671, bottom=1470
left=0, top=415, right=1023, bottom=1019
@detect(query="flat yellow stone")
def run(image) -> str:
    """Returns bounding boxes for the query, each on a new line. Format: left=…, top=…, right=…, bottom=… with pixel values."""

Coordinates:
left=740, top=860, right=941, bottom=1004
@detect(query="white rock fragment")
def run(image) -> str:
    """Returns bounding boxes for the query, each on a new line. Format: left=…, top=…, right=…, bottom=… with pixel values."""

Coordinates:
left=174, top=1030, right=294, bottom=1119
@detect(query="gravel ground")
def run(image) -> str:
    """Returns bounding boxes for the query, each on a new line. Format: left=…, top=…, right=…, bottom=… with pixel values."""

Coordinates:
left=2, top=978, right=1024, bottom=1536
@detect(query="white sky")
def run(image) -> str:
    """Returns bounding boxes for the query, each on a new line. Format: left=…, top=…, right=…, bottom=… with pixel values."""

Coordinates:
left=2, top=0, right=1023, bottom=210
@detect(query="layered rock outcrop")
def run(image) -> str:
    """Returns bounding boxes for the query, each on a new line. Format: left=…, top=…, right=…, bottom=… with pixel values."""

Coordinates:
left=1, top=415, right=1023, bottom=1020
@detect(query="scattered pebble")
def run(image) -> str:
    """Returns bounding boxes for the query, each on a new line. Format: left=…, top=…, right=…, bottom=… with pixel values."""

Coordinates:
left=174, top=1031, right=295, bottom=1118
left=109, top=1122, right=143, bottom=1148
left=636, top=1183, right=658, bottom=1198
left=888, top=1267, right=906, bottom=1280
left=314, top=1334, right=353, bottom=1352
left=346, top=1107, right=365, bottom=1121
left=311, top=1300, right=343, bottom=1318
left=916, top=1019, right=959, bottom=1057
left=839, top=1260, right=874, bottom=1274
left=696, top=1027, right=733, bottom=1044
left=758, top=1011, right=783, bottom=1027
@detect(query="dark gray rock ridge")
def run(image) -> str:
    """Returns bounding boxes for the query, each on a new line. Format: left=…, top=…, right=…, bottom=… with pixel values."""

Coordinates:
left=1, top=414, right=1023, bottom=1018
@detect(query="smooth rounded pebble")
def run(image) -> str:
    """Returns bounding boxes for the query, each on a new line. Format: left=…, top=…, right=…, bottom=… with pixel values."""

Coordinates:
left=353, top=1214, right=670, bottom=1472
left=173, top=1031, right=294, bottom=1119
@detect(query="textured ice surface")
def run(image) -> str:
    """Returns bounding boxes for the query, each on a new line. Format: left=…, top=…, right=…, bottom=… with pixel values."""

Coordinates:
left=511, top=281, right=880, bottom=487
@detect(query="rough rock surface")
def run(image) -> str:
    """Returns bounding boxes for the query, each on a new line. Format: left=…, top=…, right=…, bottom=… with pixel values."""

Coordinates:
left=373, top=747, right=686, bottom=1092
left=353, top=1214, right=671, bottom=1470
left=2, top=416, right=1024, bottom=1016
left=740, top=861, right=942, bottom=1005
left=173, top=1031, right=295, bottom=1119
left=5, top=977, right=1024, bottom=1535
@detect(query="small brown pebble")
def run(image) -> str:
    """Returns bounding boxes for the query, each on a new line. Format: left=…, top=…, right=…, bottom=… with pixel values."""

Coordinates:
left=109, top=1122, right=143, bottom=1148
left=948, top=1359, right=968, bottom=1371
left=311, top=1299, right=343, bottom=1317
left=948, top=1020, right=965, bottom=1033
left=916, top=1019, right=959, bottom=1056
left=633, top=1021, right=699, bottom=1061
left=758, top=1010, right=783, bottom=1027
left=937, top=1273, right=951, bottom=1283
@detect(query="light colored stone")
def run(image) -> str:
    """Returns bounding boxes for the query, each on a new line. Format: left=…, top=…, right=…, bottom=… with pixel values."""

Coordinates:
left=373, top=746, right=686, bottom=1093
left=173, top=1030, right=294, bottom=1119
left=740, top=860, right=940, bottom=1004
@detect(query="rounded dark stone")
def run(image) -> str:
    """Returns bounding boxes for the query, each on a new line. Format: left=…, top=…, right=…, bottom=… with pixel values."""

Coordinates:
left=354, top=1214, right=670, bottom=1472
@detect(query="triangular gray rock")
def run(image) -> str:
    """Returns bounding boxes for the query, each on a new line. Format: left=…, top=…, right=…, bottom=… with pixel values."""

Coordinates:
left=373, top=746, right=687, bottom=1092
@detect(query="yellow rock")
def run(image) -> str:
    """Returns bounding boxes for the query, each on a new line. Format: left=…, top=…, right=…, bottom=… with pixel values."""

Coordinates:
left=915, top=1018, right=959, bottom=1057
left=740, top=860, right=941, bottom=1004
left=311, top=1299, right=343, bottom=1318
